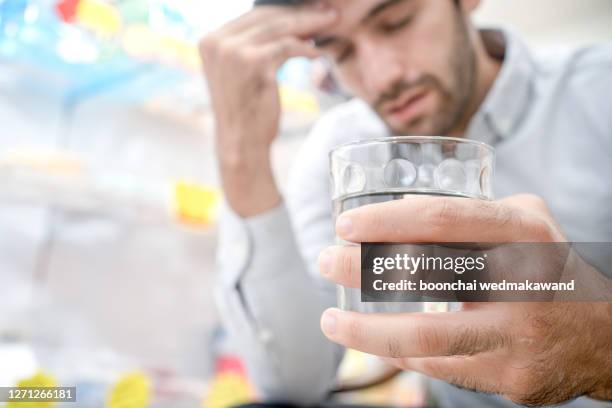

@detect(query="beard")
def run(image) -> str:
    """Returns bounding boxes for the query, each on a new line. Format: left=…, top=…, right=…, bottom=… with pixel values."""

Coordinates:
left=373, top=12, right=477, bottom=136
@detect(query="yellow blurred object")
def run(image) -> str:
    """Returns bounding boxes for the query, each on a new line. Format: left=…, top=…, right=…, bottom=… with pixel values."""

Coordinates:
left=122, top=26, right=200, bottom=72
left=280, top=85, right=320, bottom=115
left=174, top=181, right=220, bottom=227
left=7, top=371, right=59, bottom=408
left=204, top=373, right=255, bottom=408
left=159, top=36, right=200, bottom=69
left=107, top=372, right=151, bottom=408
left=76, top=0, right=122, bottom=37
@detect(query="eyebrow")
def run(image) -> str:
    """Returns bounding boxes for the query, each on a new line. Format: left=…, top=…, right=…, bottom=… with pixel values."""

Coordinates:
left=362, top=0, right=410, bottom=24
left=313, top=0, right=410, bottom=49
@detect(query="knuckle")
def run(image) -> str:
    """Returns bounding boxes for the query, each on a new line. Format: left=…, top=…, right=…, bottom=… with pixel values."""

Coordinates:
left=448, top=326, right=479, bottom=355
left=258, top=23, right=278, bottom=39
left=214, top=41, right=242, bottom=62
left=527, top=216, right=555, bottom=242
left=347, top=319, right=364, bottom=344
left=515, top=194, right=552, bottom=217
left=216, top=41, right=234, bottom=59
left=491, top=201, right=515, bottom=225
left=226, top=44, right=259, bottom=65
left=415, top=323, right=444, bottom=356
left=427, top=199, right=460, bottom=231
left=523, top=193, right=548, bottom=210
left=242, top=48, right=261, bottom=64
left=199, top=35, right=219, bottom=56
left=522, top=310, right=556, bottom=347
left=366, top=208, right=388, bottom=235
left=386, top=336, right=402, bottom=358
left=340, top=250, right=355, bottom=282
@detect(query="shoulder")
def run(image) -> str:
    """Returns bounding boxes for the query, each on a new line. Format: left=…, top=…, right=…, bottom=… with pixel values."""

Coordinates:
left=535, top=43, right=612, bottom=135
left=535, top=43, right=612, bottom=96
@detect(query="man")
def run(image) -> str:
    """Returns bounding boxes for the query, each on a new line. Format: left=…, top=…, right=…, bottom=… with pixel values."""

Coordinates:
left=199, top=0, right=612, bottom=406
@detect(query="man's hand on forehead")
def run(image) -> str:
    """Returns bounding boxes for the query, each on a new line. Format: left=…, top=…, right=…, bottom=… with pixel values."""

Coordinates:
left=198, top=0, right=338, bottom=216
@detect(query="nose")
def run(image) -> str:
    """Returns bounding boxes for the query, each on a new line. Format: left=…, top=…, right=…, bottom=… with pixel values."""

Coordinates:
left=356, top=37, right=404, bottom=97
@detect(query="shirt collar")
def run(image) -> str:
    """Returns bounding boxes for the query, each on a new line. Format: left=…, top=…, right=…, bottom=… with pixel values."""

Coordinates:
left=467, top=28, right=537, bottom=144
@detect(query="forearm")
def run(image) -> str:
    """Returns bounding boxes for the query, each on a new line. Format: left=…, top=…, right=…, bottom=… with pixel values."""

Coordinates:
left=218, top=145, right=281, bottom=218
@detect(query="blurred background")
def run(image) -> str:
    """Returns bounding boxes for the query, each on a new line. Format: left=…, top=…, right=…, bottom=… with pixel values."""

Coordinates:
left=0, top=0, right=610, bottom=407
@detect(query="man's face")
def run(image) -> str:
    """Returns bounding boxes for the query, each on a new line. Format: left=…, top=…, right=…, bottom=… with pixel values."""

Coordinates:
left=314, top=0, right=476, bottom=136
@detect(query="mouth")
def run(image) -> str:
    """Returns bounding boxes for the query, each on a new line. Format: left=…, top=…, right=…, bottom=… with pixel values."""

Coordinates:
left=384, top=89, right=431, bottom=125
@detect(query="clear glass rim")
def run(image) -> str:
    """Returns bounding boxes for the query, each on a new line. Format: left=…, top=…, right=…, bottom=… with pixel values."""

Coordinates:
left=329, top=135, right=495, bottom=159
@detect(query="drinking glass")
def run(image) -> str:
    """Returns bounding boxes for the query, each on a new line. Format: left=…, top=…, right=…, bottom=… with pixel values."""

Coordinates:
left=330, top=136, right=495, bottom=313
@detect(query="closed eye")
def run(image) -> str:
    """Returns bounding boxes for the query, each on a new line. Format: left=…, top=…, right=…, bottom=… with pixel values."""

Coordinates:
left=336, top=45, right=355, bottom=64
left=380, top=14, right=414, bottom=33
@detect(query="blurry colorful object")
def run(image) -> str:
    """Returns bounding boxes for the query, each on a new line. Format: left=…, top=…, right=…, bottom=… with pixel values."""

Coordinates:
left=56, top=0, right=122, bottom=36
left=1, top=0, right=320, bottom=121
left=174, top=180, right=220, bottom=227
left=55, top=0, right=78, bottom=22
left=280, top=84, right=319, bottom=115
left=74, top=0, right=122, bottom=36
left=51, top=0, right=199, bottom=70
left=0, top=148, right=220, bottom=228
left=7, top=371, right=59, bottom=408
left=204, top=356, right=256, bottom=408
left=107, top=371, right=151, bottom=408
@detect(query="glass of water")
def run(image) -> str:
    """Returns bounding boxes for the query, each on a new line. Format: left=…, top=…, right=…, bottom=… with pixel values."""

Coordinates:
left=329, top=136, right=495, bottom=313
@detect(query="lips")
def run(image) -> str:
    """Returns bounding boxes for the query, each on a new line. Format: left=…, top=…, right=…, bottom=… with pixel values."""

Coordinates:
left=384, top=89, right=430, bottom=124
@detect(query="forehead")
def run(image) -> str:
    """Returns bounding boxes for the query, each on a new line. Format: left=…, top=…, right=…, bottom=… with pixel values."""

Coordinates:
left=321, top=0, right=394, bottom=36
left=327, top=0, right=384, bottom=21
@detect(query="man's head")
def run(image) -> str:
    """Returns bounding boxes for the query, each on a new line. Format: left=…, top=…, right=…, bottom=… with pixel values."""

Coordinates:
left=256, top=0, right=483, bottom=136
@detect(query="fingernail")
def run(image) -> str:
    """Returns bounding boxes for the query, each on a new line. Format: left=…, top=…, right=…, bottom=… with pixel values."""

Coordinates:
left=318, top=248, right=333, bottom=276
left=321, top=310, right=337, bottom=335
left=336, top=215, right=353, bottom=238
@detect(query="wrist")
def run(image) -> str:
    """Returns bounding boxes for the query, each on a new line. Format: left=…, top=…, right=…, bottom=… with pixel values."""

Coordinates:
left=218, top=147, right=271, bottom=175
left=218, top=149, right=281, bottom=217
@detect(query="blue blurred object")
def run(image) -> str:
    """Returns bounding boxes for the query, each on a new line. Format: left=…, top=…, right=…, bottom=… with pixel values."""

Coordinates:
left=0, top=0, right=186, bottom=107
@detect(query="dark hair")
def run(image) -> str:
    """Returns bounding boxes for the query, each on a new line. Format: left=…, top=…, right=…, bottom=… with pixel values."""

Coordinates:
left=254, top=0, right=460, bottom=7
left=254, top=0, right=306, bottom=6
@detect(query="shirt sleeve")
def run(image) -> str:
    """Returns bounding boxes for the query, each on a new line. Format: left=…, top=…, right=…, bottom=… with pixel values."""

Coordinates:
left=214, top=188, right=342, bottom=405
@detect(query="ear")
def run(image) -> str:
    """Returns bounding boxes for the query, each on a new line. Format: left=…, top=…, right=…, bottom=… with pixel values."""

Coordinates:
left=460, top=0, right=481, bottom=13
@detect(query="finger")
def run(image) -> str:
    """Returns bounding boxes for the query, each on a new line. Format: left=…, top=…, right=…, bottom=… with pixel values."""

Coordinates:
left=320, top=308, right=509, bottom=358
left=501, top=194, right=565, bottom=241
left=217, top=6, right=290, bottom=36
left=319, top=245, right=361, bottom=288
left=221, top=2, right=337, bottom=41
left=237, top=6, right=338, bottom=43
left=335, top=195, right=542, bottom=243
left=383, top=355, right=504, bottom=395
left=255, top=37, right=320, bottom=76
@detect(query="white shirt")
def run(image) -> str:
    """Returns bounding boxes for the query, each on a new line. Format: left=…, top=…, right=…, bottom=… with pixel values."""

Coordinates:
left=215, top=29, right=612, bottom=407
